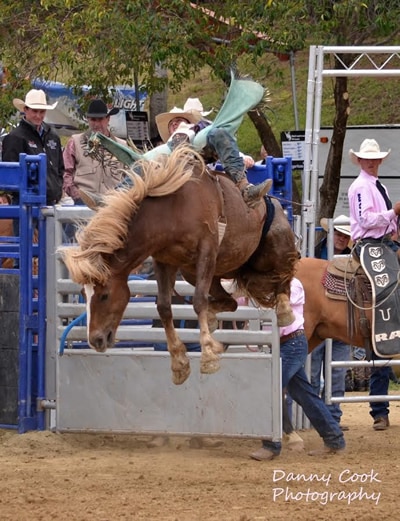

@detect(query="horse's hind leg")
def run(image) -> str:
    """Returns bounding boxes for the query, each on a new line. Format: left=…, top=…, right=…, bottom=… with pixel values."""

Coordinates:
left=155, top=262, right=190, bottom=385
left=276, top=292, right=294, bottom=327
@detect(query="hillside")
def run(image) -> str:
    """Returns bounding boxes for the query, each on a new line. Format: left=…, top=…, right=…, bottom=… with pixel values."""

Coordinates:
left=166, top=48, right=400, bottom=160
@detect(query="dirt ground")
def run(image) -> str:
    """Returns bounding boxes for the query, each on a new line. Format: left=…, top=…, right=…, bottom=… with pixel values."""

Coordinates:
left=1, top=393, right=400, bottom=521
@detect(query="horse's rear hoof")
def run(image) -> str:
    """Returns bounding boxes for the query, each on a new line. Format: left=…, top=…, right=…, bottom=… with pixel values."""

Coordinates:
left=172, top=366, right=191, bottom=385
left=211, top=341, right=225, bottom=355
left=200, top=358, right=220, bottom=375
left=277, top=310, right=295, bottom=327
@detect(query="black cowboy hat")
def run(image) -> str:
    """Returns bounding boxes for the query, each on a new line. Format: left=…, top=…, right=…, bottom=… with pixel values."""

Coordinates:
left=86, top=99, right=119, bottom=118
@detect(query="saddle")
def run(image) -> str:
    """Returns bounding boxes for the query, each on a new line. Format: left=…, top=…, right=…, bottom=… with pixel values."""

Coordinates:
left=323, top=255, right=365, bottom=301
left=322, top=247, right=400, bottom=357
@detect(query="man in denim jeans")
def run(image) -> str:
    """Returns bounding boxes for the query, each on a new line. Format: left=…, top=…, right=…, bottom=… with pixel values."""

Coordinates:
left=250, top=278, right=345, bottom=461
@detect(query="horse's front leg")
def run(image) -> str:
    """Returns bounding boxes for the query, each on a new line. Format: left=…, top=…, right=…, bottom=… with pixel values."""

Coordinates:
left=207, top=277, right=239, bottom=332
left=155, top=263, right=190, bottom=385
left=192, top=255, right=224, bottom=375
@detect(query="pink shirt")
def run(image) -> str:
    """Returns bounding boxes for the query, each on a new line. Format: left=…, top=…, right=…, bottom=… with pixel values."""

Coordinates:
left=348, top=170, right=397, bottom=240
left=279, top=277, right=305, bottom=337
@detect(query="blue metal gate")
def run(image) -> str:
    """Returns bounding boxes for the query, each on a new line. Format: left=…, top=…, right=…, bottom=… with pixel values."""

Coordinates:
left=0, top=153, right=47, bottom=432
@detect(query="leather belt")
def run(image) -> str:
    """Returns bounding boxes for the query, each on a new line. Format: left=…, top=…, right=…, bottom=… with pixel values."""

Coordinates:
left=280, top=329, right=304, bottom=344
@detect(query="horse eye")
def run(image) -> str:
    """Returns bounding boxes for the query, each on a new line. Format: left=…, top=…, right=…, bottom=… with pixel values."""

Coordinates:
left=100, top=294, right=108, bottom=302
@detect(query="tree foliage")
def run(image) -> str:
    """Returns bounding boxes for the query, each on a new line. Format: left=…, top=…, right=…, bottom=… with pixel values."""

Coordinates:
left=0, top=1, right=309, bottom=113
left=1, top=0, right=399, bottom=218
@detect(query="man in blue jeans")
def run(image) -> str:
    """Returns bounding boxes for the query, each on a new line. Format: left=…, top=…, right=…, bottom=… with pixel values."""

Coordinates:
left=250, top=278, right=345, bottom=461
left=369, top=359, right=391, bottom=430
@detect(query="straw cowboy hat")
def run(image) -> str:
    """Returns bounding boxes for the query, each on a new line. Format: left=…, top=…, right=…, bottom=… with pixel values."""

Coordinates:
left=13, top=89, right=58, bottom=112
left=320, top=215, right=351, bottom=236
left=86, top=99, right=119, bottom=118
left=349, top=138, right=390, bottom=165
left=156, top=107, right=202, bottom=143
left=183, top=97, right=213, bottom=117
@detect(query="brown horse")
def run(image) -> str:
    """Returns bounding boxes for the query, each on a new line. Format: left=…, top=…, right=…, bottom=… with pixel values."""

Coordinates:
left=295, top=256, right=366, bottom=350
left=59, top=146, right=298, bottom=385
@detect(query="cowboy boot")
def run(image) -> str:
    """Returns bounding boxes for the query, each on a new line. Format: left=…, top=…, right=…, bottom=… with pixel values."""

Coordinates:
left=78, top=189, right=105, bottom=211
left=238, top=178, right=273, bottom=208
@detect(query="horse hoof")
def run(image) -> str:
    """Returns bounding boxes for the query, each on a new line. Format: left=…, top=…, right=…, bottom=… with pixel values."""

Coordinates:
left=277, top=311, right=295, bottom=327
left=200, top=359, right=220, bottom=374
left=172, top=366, right=191, bottom=385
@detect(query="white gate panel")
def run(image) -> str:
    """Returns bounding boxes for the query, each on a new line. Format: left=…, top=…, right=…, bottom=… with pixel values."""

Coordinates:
left=56, top=350, right=281, bottom=440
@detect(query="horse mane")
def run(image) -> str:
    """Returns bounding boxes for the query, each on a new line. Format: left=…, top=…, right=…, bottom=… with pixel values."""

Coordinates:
left=59, top=146, right=205, bottom=285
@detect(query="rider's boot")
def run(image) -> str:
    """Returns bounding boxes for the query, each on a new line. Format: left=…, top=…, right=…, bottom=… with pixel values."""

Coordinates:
left=237, top=178, right=273, bottom=208
left=79, top=189, right=105, bottom=211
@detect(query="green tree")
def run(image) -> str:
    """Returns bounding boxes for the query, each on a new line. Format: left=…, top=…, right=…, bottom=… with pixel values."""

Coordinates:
left=0, top=1, right=296, bottom=133
left=1, top=0, right=399, bottom=219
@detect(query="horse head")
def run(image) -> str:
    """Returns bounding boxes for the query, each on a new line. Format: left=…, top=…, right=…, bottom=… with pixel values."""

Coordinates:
left=84, top=275, right=131, bottom=352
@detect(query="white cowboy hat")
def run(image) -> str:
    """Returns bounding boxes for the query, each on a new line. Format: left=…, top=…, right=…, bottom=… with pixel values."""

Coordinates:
left=13, top=89, right=58, bottom=112
left=349, top=138, right=390, bottom=165
left=320, top=214, right=351, bottom=236
left=183, top=97, right=213, bottom=117
left=156, top=107, right=202, bottom=143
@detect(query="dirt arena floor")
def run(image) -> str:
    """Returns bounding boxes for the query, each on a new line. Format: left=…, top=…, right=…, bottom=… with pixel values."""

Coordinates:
left=1, top=392, right=400, bottom=521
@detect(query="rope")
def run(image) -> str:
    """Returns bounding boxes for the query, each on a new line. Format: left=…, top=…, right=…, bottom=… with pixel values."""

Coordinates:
left=269, top=194, right=303, bottom=209
left=59, top=312, right=87, bottom=356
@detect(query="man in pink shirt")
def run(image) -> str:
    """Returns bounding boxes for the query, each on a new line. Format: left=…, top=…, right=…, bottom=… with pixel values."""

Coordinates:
left=348, top=138, right=400, bottom=432
left=348, top=138, right=400, bottom=246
